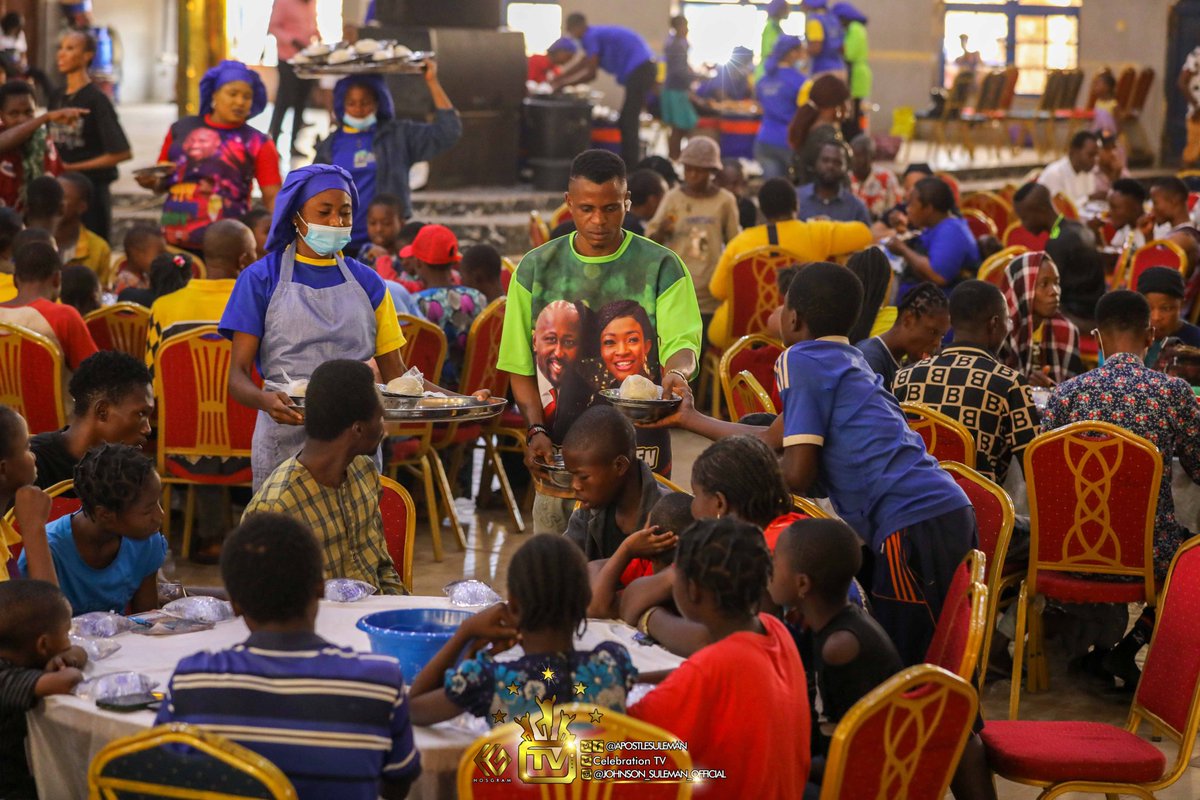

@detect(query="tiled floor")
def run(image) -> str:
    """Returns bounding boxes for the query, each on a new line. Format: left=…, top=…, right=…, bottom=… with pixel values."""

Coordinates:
left=172, top=430, right=1200, bottom=797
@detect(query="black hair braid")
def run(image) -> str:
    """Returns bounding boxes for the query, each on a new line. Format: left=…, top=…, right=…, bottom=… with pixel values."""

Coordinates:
left=691, top=437, right=791, bottom=528
left=508, top=534, right=591, bottom=635
left=897, top=282, right=949, bottom=320
left=675, top=518, right=772, bottom=616
left=73, top=443, right=154, bottom=517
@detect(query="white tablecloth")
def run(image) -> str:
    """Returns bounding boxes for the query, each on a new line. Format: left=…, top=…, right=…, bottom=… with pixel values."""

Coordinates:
left=27, top=596, right=683, bottom=800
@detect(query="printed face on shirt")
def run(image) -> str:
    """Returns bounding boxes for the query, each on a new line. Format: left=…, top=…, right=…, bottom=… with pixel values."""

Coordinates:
left=1033, top=260, right=1062, bottom=319
left=599, top=314, right=649, bottom=383
left=534, top=301, right=581, bottom=388
left=182, top=127, right=222, bottom=162
left=211, top=81, right=254, bottom=126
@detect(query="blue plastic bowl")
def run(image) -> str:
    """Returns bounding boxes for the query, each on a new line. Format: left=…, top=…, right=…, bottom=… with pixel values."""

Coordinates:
left=356, top=608, right=473, bottom=680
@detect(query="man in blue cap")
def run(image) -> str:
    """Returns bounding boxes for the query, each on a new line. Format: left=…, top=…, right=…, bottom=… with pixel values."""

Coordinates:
left=548, top=13, right=656, bottom=168
left=802, top=0, right=846, bottom=76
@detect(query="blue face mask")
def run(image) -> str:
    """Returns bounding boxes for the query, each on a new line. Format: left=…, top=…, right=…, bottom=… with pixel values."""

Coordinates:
left=297, top=217, right=352, bottom=256
left=343, top=112, right=376, bottom=131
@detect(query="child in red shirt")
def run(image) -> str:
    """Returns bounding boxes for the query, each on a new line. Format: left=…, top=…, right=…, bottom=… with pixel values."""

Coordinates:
left=628, top=518, right=811, bottom=799
left=0, top=240, right=97, bottom=369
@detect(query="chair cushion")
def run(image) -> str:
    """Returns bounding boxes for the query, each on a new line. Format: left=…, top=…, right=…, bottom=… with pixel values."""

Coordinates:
left=390, top=438, right=423, bottom=462
left=433, top=423, right=483, bottom=447
left=1035, top=571, right=1147, bottom=604
left=982, top=721, right=1166, bottom=784
left=499, top=408, right=525, bottom=429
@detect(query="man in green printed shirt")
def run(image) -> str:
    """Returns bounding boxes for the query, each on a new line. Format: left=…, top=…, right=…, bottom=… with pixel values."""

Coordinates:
left=499, top=150, right=702, bottom=534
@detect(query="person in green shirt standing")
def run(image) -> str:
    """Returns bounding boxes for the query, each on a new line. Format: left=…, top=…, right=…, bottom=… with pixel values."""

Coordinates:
left=756, top=0, right=790, bottom=83
left=833, top=3, right=871, bottom=139
left=498, top=149, right=702, bottom=535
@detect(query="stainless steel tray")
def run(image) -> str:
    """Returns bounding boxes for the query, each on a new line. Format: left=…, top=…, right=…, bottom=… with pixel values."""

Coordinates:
left=291, top=394, right=507, bottom=422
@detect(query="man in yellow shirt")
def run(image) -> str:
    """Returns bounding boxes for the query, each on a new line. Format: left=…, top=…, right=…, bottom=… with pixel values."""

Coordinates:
left=145, top=218, right=256, bottom=373
left=57, top=173, right=112, bottom=288
left=708, top=177, right=873, bottom=348
left=0, top=207, right=23, bottom=302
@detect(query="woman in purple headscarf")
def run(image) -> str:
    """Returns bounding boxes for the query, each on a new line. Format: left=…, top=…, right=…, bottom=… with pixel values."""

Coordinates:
left=138, top=60, right=281, bottom=254
left=219, top=163, right=484, bottom=487
left=313, top=59, right=461, bottom=252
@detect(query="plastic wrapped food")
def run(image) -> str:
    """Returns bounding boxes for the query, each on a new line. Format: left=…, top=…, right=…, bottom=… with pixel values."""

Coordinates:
left=162, top=596, right=235, bottom=624
left=386, top=367, right=424, bottom=397
left=75, top=671, right=157, bottom=701
left=619, top=374, right=659, bottom=401
left=286, top=378, right=309, bottom=398
left=444, top=579, right=502, bottom=607
left=325, top=578, right=378, bottom=603
left=70, top=633, right=121, bottom=661
left=327, top=48, right=357, bottom=65
left=72, top=612, right=136, bottom=639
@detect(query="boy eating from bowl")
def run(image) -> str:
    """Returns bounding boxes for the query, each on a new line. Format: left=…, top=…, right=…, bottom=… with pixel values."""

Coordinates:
left=157, top=511, right=421, bottom=799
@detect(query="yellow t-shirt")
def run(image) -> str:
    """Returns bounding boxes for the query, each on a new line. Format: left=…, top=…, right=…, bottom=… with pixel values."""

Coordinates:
left=0, top=517, right=19, bottom=580
left=64, top=228, right=114, bottom=288
left=708, top=219, right=874, bottom=348
left=146, top=278, right=238, bottom=369
left=0, top=272, right=15, bottom=304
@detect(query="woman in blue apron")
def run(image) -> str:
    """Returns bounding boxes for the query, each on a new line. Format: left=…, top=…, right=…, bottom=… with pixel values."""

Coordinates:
left=220, top=164, right=472, bottom=488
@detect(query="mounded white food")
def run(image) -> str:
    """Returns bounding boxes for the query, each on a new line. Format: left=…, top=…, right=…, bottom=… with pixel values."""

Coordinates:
left=619, top=374, right=659, bottom=401
left=386, top=375, right=424, bottom=396
left=353, top=38, right=381, bottom=54
left=327, top=49, right=357, bottom=64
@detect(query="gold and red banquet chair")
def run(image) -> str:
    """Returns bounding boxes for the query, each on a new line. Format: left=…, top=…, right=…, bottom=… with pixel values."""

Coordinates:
left=961, top=191, right=1014, bottom=236
left=961, top=208, right=998, bottom=242
left=726, top=370, right=775, bottom=420
left=84, top=302, right=150, bottom=359
left=923, top=551, right=989, bottom=683
left=818, top=665, right=978, bottom=800
left=977, top=245, right=1028, bottom=286
left=528, top=211, right=550, bottom=248
left=3, top=478, right=80, bottom=577
left=1008, top=421, right=1163, bottom=720
left=702, top=246, right=800, bottom=418
left=1051, top=192, right=1079, bottom=221
left=440, top=298, right=526, bottom=535
left=378, top=475, right=416, bottom=592
left=456, top=703, right=692, bottom=799
left=0, top=322, right=67, bottom=435
left=1002, top=222, right=1049, bottom=251
left=1121, top=238, right=1187, bottom=290
left=386, top=314, right=459, bottom=561
left=940, top=461, right=1019, bottom=691
left=983, top=533, right=1200, bottom=800
left=901, top=403, right=977, bottom=469
left=718, top=333, right=784, bottom=419
left=153, top=326, right=257, bottom=559
left=500, top=256, right=517, bottom=293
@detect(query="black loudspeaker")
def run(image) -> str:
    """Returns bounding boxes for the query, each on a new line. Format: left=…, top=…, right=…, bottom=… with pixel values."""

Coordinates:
left=373, top=0, right=502, bottom=29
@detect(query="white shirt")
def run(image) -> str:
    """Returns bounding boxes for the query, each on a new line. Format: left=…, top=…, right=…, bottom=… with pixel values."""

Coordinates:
left=1184, top=46, right=1200, bottom=115
left=1037, top=156, right=1096, bottom=212
left=1109, top=225, right=1145, bottom=251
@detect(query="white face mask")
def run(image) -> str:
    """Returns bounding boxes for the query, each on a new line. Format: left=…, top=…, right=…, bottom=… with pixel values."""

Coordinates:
left=343, top=111, right=377, bottom=131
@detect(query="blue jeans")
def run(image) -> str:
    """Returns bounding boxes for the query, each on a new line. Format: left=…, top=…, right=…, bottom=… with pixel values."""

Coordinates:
left=754, top=141, right=793, bottom=180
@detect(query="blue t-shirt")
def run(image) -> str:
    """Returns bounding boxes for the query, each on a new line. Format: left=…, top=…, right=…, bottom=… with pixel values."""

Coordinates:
left=329, top=127, right=378, bottom=252
left=20, top=513, right=167, bottom=614
left=582, top=26, right=655, bottom=85
left=901, top=216, right=979, bottom=297
left=796, top=184, right=872, bottom=225
left=776, top=338, right=969, bottom=548
left=756, top=67, right=806, bottom=149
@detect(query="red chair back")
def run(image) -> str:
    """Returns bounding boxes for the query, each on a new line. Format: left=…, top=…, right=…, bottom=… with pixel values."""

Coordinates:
left=84, top=303, right=150, bottom=358
left=397, top=314, right=448, bottom=384
left=942, top=463, right=1014, bottom=585
left=962, top=208, right=998, bottom=241
left=901, top=403, right=976, bottom=469
left=154, top=327, right=257, bottom=480
left=1051, top=193, right=1079, bottom=221
left=727, top=246, right=801, bottom=341
left=925, top=558, right=987, bottom=681
left=722, top=334, right=783, bottom=412
left=4, top=479, right=80, bottom=574
left=1125, top=239, right=1187, bottom=290
left=728, top=370, right=775, bottom=419
left=458, top=299, right=509, bottom=399
left=1134, top=537, right=1200, bottom=739
left=1025, top=422, right=1162, bottom=601
left=962, top=191, right=1013, bottom=234
left=819, top=665, right=978, bottom=800
left=1002, top=223, right=1049, bottom=251
left=378, top=476, right=415, bottom=592
left=0, top=322, right=66, bottom=434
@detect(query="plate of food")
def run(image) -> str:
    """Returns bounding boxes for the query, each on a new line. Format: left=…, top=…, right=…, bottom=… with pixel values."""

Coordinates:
left=600, top=375, right=681, bottom=423
left=532, top=451, right=575, bottom=498
left=133, top=164, right=175, bottom=180
left=382, top=395, right=507, bottom=422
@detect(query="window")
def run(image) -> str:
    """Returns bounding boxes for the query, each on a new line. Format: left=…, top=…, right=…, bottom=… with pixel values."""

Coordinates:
left=943, top=0, right=1080, bottom=95
left=506, top=2, right=562, bottom=57
left=681, top=0, right=805, bottom=67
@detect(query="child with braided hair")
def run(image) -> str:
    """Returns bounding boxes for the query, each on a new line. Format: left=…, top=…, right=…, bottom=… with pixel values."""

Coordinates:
left=408, top=533, right=637, bottom=727
left=20, top=443, right=166, bottom=614
left=854, top=281, right=950, bottom=391
left=629, top=518, right=810, bottom=799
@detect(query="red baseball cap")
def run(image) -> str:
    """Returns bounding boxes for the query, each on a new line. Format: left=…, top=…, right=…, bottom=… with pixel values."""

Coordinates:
left=408, top=224, right=461, bottom=264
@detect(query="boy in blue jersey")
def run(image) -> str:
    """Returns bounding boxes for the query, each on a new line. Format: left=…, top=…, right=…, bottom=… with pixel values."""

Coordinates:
left=662, top=261, right=976, bottom=664
left=157, top=513, right=421, bottom=799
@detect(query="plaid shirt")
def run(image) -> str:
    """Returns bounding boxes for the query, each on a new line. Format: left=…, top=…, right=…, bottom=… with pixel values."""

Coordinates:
left=850, top=165, right=902, bottom=222
left=1043, top=352, right=1200, bottom=577
left=244, top=455, right=404, bottom=594
left=893, top=344, right=1041, bottom=485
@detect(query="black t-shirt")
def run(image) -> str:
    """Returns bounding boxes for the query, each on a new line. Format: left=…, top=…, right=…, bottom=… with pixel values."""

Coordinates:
left=814, top=604, right=905, bottom=724
left=30, top=429, right=77, bottom=490
left=1045, top=219, right=1104, bottom=321
left=0, top=658, right=42, bottom=799
left=49, top=83, right=130, bottom=185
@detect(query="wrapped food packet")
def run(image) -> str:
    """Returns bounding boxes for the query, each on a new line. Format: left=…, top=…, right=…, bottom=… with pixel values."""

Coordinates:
left=71, top=612, right=136, bottom=639
left=384, top=366, right=425, bottom=397
left=161, top=596, right=235, bottom=624
left=69, top=633, right=120, bottom=661
left=75, top=671, right=157, bottom=701
left=444, top=579, right=502, bottom=607
left=325, top=578, right=377, bottom=603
